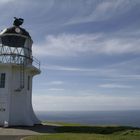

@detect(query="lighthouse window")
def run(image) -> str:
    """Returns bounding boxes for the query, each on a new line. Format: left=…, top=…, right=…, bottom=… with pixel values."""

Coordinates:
left=0, top=108, right=5, bottom=112
left=0, top=73, right=5, bottom=88
left=27, top=76, right=30, bottom=90
left=1, top=35, right=25, bottom=47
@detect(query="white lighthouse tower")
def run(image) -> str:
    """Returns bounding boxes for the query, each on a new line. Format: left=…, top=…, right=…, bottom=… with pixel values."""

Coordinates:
left=0, top=18, right=41, bottom=126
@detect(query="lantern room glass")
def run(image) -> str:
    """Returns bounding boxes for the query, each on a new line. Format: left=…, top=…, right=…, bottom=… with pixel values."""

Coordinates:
left=0, top=34, right=33, bottom=65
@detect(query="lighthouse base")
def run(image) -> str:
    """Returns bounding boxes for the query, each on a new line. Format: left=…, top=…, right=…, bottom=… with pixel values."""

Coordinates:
left=0, top=64, right=41, bottom=127
left=7, top=89, right=40, bottom=127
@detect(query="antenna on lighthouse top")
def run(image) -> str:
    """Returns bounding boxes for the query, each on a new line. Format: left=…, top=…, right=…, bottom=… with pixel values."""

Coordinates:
left=13, top=17, right=24, bottom=27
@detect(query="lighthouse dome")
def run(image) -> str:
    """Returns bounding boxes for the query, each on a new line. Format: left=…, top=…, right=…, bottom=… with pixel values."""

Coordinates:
left=0, top=17, right=30, bottom=38
left=0, top=27, right=31, bottom=48
left=0, top=26, right=30, bottom=38
left=0, top=17, right=32, bottom=48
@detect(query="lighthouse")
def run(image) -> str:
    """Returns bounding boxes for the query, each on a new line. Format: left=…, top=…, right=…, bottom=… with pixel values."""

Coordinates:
left=0, top=18, right=41, bottom=126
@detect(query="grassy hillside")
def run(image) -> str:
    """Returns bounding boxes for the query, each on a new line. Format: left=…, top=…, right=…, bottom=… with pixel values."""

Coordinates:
left=23, top=122, right=140, bottom=140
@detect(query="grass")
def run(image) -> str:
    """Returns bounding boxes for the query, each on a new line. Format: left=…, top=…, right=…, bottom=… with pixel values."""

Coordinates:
left=23, top=122, right=140, bottom=140
left=42, top=121, right=82, bottom=126
left=55, top=125, right=139, bottom=134
left=23, top=132, right=140, bottom=140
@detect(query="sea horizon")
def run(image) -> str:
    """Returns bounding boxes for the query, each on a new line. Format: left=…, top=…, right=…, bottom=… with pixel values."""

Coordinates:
left=35, top=110, right=140, bottom=127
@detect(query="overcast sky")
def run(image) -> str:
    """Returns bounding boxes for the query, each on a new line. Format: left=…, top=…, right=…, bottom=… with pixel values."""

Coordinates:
left=1, top=0, right=140, bottom=111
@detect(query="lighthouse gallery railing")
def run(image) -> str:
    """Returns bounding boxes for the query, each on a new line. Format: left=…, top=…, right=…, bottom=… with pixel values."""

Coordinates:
left=0, top=34, right=40, bottom=70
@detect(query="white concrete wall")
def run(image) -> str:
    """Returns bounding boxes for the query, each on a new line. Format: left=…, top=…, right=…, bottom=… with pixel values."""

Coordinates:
left=0, top=65, right=11, bottom=126
left=0, top=64, right=40, bottom=126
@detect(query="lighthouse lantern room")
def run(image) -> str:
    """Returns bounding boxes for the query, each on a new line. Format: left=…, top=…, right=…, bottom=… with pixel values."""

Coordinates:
left=0, top=18, right=41, bottom=126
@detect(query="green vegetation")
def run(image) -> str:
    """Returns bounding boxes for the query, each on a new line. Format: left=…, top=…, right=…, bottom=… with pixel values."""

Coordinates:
left=42, top=121, right=82, bottom=126
left=55, top=125, right=139, bottom=134
left=23, top=122, right=140, bottom=140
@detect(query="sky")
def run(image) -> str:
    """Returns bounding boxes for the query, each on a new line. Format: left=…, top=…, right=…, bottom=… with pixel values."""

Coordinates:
left=0, top=0, right=140, bottom=111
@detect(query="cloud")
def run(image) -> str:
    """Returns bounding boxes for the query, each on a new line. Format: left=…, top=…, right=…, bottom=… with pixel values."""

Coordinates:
left=42, top=64, right=140, bottom=81
left=32, top=94, right=140, bottom=111
left=39, top=81, right=64, bottom=86
left=0, top=0, right=15, bottom=4
left=118, top=75, right=140, bottom=80
left=0, top=0, right=139, bottom=32
left=47, top=88, right=64, bottom=91
left=47, top=81, right=64, bottom=85
left=43, top=65, right=97, bottom=72
left=33, top=33, right=140, bottom=57
left=42, top=64, right=118, bottom=79
left=65, top=0, right=139, bottom=25
left=33, top=34, right=101, bottom=57
left=99, top=84, right=132, bottom=89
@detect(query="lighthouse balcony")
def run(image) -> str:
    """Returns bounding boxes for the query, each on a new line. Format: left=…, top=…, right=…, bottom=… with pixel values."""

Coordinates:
left=0, top=54, right=40, bottom=70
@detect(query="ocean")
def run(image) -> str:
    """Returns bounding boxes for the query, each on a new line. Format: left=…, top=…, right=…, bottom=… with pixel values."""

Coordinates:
left=35, top=110, right=140, bottom=127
